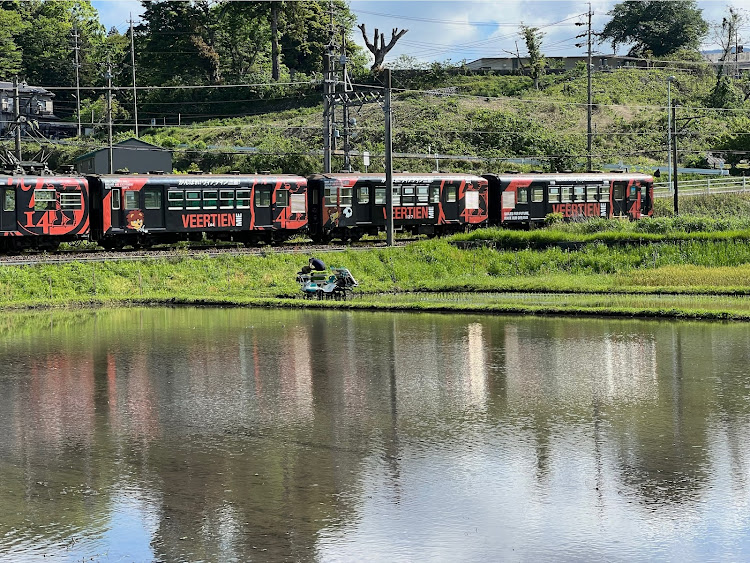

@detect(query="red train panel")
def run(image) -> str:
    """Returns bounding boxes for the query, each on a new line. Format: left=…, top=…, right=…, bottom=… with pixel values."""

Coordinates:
left=0, top=175, right=89, bottom=249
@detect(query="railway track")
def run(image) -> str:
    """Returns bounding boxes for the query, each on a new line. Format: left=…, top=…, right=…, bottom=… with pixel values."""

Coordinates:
left=0, top=239, right=415, bottom=266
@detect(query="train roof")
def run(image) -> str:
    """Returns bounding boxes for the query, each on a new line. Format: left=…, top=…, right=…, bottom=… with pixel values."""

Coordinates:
left=310, top=172, right=486, bottom=183
left=89, top=173, right=307, bottom=185
left=482, top=172, right=654, bottom=182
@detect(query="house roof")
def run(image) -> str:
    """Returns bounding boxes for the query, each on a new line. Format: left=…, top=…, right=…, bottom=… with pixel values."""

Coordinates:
left=73, top=138, right=171, bottom=163
left=0, top=81, right=54, bottom=97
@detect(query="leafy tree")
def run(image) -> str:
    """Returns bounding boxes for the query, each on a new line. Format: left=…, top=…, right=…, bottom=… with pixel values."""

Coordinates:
left=520, top=25, right=545, bottom=89
left=600, top=0, right=708, bottom=57
left=0, top=9, right=22, bottom=78
left=135, top=1, right=221, bottom=85
left=4, top=1, right=107, bottom=86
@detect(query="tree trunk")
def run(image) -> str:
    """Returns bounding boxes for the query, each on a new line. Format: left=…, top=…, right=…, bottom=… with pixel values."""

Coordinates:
left=271, top=2, right=280, bottom=81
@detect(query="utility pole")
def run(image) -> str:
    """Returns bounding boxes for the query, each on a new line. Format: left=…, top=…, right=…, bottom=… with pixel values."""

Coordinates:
left=106, top=57, right=113, bottom=174
left=130, top=14, right=139, bottom=138
left=341, top=27, right=351, bottom=172
left=667, top=76, right=675, bottom=194
left=72, top=24, right=81, bottom=137
left=575, top=5, right=594, bottom=171
left=384, top=69, right=393, bottom=247
left=13, top=76, right=21, bottom=161
left=586, top=4, right=593, bottom=171
left=672, top=104, right=678, bottom=215
left=322, top=0, right=335, bottom=173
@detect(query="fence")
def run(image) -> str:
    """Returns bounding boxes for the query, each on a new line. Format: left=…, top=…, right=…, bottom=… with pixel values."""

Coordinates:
left=653, top=177, right=749, bottom=199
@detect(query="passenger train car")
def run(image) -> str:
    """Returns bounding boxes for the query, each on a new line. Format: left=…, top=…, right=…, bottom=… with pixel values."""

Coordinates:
left=307, top=172, right=489, bottom=242
left=483, top=172, right=654, bottom=227
left=88, top=173, right=307, bottom=249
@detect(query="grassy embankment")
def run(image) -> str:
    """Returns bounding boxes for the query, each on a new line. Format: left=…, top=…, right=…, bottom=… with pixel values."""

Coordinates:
left=2, top=193, right=749, bottom=320
left=5, top=223, right=750, bottom=319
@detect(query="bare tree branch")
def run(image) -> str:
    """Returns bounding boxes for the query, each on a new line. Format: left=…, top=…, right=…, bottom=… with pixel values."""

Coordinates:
left=358, top=23, right=408, bottom=72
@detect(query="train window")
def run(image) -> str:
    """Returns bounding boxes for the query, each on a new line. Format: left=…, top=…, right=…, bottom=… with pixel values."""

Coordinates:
left=60, top=193, right=82, bottom=209
left=341, top=186, right=352, bottom=206
left=3, top=190, right=14, bottom=211
left=144, top=188, right=162, bottom=210
left=586, top=185, right=598, bottom=201
left=446, top=186, right=457, bottom=203
left=517, top=188, right=528, bottom=204
left=601, top=185, right=610, bottom=201
left=392, top=186, right=401, bottom=206
left=124, top=190, right=139, bottom=209
left=430, top=186, right=440, bottom=203
left=417, top=186, right=429, bottom=204
left=219, top=190, right=234, bottom=209
left=375, top=187, right=386, bottom=205
left=613, top=184, right=625, bottom=200
left=203, top=190, right=217, bottom=209
left=324, top=185, right=338, bottom=206
left=111, top=189, right=121, bottom=210
left=185, top=191, right=201, bottom=209
left=291, top=193, right=305, bottom=214
left=276, top=190, right=289, bottom=207
left=33, top=189, right=56, bottom=211
left=236, top=190, right=251, bottom=208
left=465, top=190, right=479, bottom=210
left=402, top=186, right=415, bottom=206
left=358, top=186, right=370, bottom=204
left=548, top=186, right=560, bottom=203
left=167, top=190, right=183, bottom=210
left=561, top=186, right=572, bottom=202
left=574, top=186, right=585, bottom=200
left=531, top=187, right=544, bottom=202
left=255, top=189, right=271, bottom=207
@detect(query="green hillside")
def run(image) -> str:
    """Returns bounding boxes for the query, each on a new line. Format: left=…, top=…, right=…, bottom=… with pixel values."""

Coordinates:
left=41, top=63, right=749, bottom=179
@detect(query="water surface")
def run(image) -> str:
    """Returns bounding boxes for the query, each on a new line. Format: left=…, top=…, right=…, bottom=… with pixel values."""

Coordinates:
left=1, top=307, right=749, bottom=561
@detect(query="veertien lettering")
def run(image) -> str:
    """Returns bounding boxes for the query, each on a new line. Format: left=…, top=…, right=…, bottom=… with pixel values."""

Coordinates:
left=392, top=206, right=430, bottom=220
left=551, top=203, right=601, bottom=218
left=181, top=213, right=237, bottom=228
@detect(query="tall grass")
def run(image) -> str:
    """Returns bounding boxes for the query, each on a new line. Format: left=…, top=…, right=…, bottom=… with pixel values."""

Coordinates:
left=2, top=238, right=750, bottom=311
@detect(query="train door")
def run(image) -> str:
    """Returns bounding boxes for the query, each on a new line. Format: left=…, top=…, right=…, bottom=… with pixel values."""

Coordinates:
left=442, top=180, right=458, bottom=221
left=308, top=182, right=321, bottom=233
left=612, top=181, right=628, bottom=217
left=528, top=182, right=547, bottom=222
left=143, top=186, right=165, bottom=230
left=356, top=182, right=372, bottom=223
left=254, top=184, right=272, bottom=226
left=0, top=186, right=15, bottom=231
left=626, top=182, right=640, bottom=218
left=110, top=187, right=122, bottom=229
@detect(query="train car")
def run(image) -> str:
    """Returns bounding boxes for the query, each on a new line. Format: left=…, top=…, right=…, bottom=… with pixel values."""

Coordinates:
left=307, top=172, right=489, bottom=242
left=0, top=175, right=89, bottom=251
left=87, top=173, right=307, bottom=249
left=484, top=172, right=654, bottom=227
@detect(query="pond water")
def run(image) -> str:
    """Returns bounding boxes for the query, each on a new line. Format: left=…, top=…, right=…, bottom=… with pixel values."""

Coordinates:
left=1, top=307, right=750, bottom=561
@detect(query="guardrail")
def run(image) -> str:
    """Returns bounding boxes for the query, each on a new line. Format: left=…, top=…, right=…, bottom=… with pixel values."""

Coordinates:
left=653, top=177, right=749, bottom=198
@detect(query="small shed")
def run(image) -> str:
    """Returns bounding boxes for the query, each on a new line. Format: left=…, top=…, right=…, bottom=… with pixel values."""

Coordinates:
left=73, top=138, right=172, bottom=174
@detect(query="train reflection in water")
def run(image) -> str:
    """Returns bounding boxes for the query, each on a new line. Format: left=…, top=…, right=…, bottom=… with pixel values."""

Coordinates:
left=0, top=309, right=748, bottom=560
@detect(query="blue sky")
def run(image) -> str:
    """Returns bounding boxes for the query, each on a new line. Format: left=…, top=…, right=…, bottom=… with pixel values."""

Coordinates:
left=92, top=1, right=747, bottom=64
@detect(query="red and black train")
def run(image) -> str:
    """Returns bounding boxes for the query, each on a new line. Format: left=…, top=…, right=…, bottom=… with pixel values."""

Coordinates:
left=0, top=170, right=653, bottom=251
